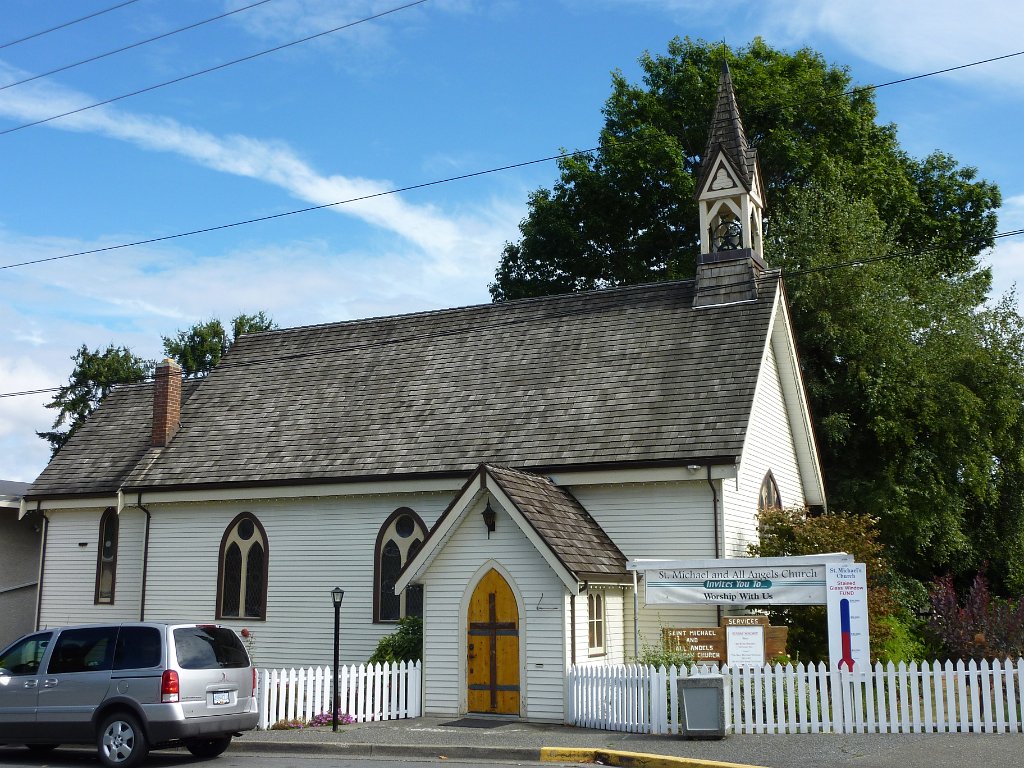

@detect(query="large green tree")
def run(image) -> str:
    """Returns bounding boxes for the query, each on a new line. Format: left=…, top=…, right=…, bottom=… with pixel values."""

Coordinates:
left=490, top=38, right=998, bottom=301
left=490, top=38, right=1023, bottom=592
left=162, top=311, right=276, bottom=378
left=771, top=186, right=1024, bottom=591
left=37, top=344, right=153, bottom=454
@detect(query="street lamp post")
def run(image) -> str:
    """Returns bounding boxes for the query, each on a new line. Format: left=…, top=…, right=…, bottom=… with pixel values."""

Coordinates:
left=331, top=587, right=344, bottom=732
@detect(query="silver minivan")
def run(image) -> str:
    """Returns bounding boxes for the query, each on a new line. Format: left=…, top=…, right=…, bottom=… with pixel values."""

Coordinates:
left=0, top=622, right=258, bottom=767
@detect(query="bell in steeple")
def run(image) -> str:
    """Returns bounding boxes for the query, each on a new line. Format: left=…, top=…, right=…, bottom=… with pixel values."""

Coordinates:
left=694, top=61, right=767, bottom=308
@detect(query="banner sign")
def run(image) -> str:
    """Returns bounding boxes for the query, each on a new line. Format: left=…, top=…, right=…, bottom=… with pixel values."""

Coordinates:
left=644, top=564, right=828, bottom=605
left=826, top=562, right=870, bottom=670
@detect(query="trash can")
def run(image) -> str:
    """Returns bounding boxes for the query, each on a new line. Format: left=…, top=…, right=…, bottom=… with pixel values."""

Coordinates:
left=676, top=674, right=727, bottom=739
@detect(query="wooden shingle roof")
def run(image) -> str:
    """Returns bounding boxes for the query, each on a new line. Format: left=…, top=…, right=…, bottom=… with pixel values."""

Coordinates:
left=27, top=275, right=780, bottom=498
left=486, top=465, right=627, bottom=580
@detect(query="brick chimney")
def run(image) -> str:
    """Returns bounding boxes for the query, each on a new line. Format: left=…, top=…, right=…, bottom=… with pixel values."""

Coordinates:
left=152, top=358, right=182, bottom=447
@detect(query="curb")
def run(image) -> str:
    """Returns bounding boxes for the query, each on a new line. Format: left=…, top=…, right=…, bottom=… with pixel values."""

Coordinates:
left=232, top=740, right=543, bottom=761
left=233, top=740, right=765, bottom=768
left=541, top=748, right=765, bottom=768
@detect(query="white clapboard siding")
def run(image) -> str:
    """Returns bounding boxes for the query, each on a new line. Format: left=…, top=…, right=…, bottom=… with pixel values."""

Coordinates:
left=419, top=497, right=568, bottom=721
left=141, top=492, right=449, bottom=668
left=722, top=343, right=804, bottom=559
left=569, top=482, right=721, bottom=647
left=258, top=661, right=422, bottom=730
left=568, top=659, right=1024, bottom=735
left=38, top=507, right=146, bottom=626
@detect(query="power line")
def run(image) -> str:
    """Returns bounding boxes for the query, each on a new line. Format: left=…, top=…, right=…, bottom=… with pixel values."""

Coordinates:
left=0, top=0, right=278, bottom=94
left=860, top=50, right=1024, bottom=93
left=0, top=0, right=142, bottom=50
left=0, top=146, right=597, bottom=270
left=3, top=140, right=1019, bottom=272
left=4, top=229, right=1022, bottom=401
left=2, top=45, right=1019, bottom=271
left=0, top=0, right=428, bottom=136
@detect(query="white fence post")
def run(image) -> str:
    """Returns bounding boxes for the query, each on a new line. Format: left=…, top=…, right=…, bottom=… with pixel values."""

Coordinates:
left=562, top=658, right=1024, bottom=737
left=256, top=661, right=422, bottom=729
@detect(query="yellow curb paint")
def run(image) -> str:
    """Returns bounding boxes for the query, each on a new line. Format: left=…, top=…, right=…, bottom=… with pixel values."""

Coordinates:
left=540, top=748, right=597, bottom=763
left=539, top=747, right=765, bottom=768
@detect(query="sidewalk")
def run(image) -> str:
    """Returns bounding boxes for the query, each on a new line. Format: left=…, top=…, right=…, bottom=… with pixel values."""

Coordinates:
left=233, top=714, right=1024, bottom=768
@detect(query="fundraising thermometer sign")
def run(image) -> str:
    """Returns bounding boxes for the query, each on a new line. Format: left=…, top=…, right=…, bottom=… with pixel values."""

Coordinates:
left=645, top=565, right=828, bottom=605
left=826, top=562, right=870, bottom=670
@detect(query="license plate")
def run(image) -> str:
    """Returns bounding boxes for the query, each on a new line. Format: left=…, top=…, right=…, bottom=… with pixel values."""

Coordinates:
left=212, top=692, right=230, bottom=706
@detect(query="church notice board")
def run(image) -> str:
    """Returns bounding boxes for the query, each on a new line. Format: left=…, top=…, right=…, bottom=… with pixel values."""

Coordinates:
left=663, top=615, right=788, bottom=665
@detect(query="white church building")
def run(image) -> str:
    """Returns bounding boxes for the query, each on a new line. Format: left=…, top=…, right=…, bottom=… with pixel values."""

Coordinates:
left=23, top=64, right=824, bottom=722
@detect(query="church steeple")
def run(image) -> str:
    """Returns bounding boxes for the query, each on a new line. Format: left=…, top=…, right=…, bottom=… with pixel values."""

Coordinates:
left=697, top=61, right=755, bottom=196
left=694, top=61, right=766, bottom=307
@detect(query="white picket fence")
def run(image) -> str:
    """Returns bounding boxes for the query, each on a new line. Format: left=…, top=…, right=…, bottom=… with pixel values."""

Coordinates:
left=257, top=660, right=422, bottom=730
left=568, top=659, right=1024, bottom=735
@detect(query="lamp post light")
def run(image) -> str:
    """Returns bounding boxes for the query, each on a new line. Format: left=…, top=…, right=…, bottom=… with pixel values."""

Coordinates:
left=331, top=587, right=344, bottom=732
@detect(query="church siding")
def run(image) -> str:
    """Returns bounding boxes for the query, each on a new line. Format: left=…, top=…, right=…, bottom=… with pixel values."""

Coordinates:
left=724, top=338, right=805, bottom=557
left=419, top=497, right=567, bottom=722
left=568, top=482, right=719, bottom=653
left=569, top=587, right=627, bottom=667
left=137, top=492, right=449, bottom=668
left=38, top=506, right=145, bottom=627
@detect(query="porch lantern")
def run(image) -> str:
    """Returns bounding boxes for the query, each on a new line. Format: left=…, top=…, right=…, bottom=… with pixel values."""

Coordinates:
left=482, top=500, right=496, bottom=535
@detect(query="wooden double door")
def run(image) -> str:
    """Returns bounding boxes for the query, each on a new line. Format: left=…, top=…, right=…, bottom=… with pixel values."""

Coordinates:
left=466, top=569, right=520, bottom=715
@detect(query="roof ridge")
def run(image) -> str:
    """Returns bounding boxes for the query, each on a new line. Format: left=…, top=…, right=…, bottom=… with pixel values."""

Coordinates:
left=237, top=279, right=697, bottom=340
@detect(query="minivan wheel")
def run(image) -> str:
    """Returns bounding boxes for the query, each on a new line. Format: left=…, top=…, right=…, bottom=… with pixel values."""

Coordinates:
left=185, top=735, right=232, bottom=759
left=97, top=712, right=149, bottom=768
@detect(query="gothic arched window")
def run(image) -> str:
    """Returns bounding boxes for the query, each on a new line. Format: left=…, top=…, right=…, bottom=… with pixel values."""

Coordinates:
left=217, top=513, right=269, bottom=620
left=94, top=508, right=118, bottom=604
left=374, top=508, right=426, bottom=623
left=758, top=472, right=782, bottom=513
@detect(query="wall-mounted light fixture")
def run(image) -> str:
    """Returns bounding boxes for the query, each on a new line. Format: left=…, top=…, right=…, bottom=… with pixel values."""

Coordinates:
left=482, top=501, right=496, bottom=536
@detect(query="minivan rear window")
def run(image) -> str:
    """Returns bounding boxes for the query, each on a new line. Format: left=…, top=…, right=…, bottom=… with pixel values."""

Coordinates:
left=173, top=626, right=249, bottom=669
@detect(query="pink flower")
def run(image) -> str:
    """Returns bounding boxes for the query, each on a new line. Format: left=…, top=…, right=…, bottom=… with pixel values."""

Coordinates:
left=241, top=628, right=251, bottom=639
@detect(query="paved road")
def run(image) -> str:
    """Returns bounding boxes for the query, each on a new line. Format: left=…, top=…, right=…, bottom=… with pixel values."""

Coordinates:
left=6, top=719, right=1024, bottom=768
left=233, top=715, right=1024, bottom=768
left=0, top=746, right=543, bottom=768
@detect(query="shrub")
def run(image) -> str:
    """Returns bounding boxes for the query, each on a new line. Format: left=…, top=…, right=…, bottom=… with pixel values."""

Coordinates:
left=926, top=570, right=1024, bottom=660
left=269, top=718, right=305, bottom=730
left=636, top=637, right=695, bottom=669
left=749, top=506, right=926, bottom=661
left=368, top=615, right=422, bottom=664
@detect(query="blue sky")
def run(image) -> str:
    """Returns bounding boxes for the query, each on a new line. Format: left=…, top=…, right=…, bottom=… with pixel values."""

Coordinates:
left=2, top=0, right=1024, bottom=482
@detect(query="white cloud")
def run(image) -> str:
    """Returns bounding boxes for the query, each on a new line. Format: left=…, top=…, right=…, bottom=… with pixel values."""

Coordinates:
left=0, top=58, right=525, bottom=481
left=756, top=1, right=1024, bottom=89
left=607, top=1, right=1024, bottom=90
left=0, top=356, right=55, bottom=482
left=0, top=61, right=520, bottom=279
left=988, top=194, right=1024, bottom=306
